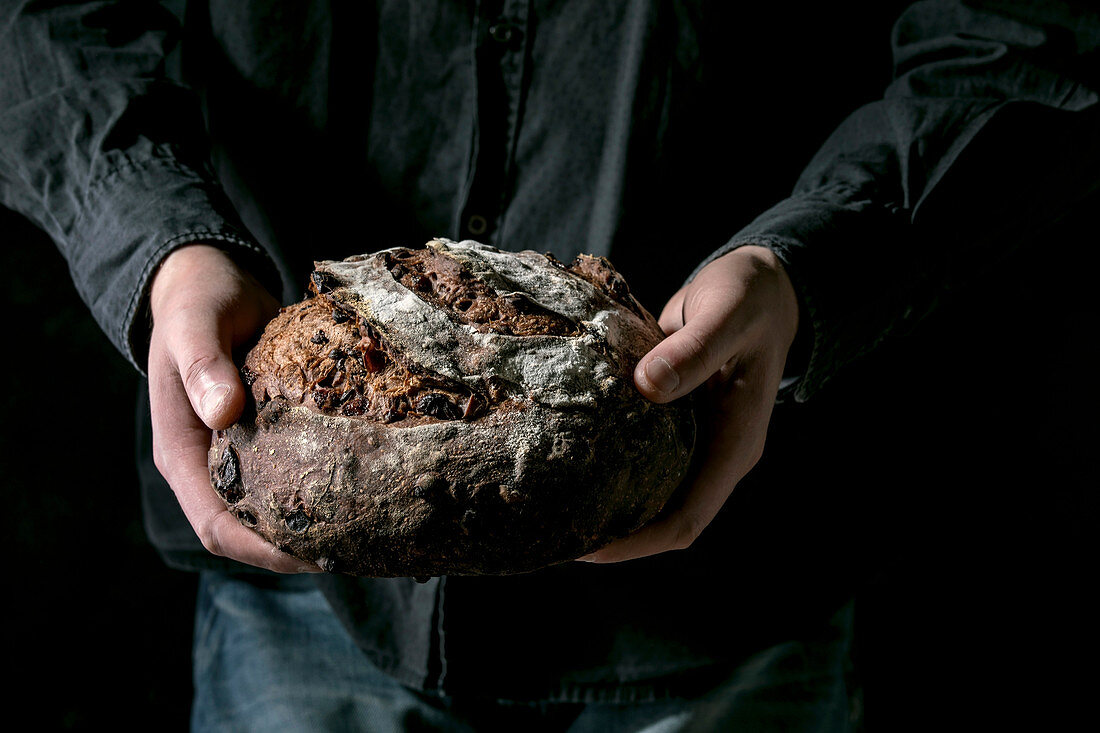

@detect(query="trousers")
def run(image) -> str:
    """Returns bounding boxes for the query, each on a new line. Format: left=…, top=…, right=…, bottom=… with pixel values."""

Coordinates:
left=191, top=571, right=858, bottom=732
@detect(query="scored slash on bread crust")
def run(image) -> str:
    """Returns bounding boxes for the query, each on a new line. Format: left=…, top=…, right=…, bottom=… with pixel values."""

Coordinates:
left=382, top=246, right=578, bottom=337
left=209, top=239, right=695, bottom=576
left=241, top=297, right=486, bottom=425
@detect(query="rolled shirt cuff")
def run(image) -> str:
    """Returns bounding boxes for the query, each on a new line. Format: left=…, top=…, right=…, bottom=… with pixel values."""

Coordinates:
left=67, top=153, right=282, bottom=374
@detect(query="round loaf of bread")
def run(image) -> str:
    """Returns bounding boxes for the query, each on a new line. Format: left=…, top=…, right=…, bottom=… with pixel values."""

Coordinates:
left=208, top=239, right=695, bottom=576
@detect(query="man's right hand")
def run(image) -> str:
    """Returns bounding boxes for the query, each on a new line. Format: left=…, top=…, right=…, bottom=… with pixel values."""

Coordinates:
left=148, top=244, right=319, bottom=573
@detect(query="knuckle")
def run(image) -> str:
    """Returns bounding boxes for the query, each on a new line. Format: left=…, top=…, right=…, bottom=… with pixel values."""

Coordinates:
left=151, top=438, right=178, bottom=483
left=674, top=328, right=717, bottom=378
left=152, top=450, right=169, bottom=478
left=196, top=519, right=226, bottom=558
left=179, top=351, right=220, bottom=394
left=671, top=512, right=703, bottom=551
left=151, top=441, right=168, bottom=477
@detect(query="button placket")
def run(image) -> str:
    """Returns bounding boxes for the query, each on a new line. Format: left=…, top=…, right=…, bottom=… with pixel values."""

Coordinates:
left=488, top=19, right=522, bottom=46
left=458, top=0, right=531, bottom=242
left=466, top=214, right=488, bottom=236
left=495, top=0, right=529, bottom=150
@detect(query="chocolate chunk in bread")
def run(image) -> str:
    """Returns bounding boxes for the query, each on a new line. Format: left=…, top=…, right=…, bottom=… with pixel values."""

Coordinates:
left=209, top=238, right=695, bottom=577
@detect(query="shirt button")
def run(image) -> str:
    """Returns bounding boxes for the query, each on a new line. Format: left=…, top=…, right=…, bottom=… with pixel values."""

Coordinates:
left=488, top=20, right=520, bottom=45
left=466, top=214, right=488, bottom=236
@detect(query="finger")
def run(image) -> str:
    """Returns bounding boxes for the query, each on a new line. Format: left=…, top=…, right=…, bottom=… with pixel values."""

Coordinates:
left=162, top=305, right=248, bottom=430
left=635, top=288, right=744, bottom=404
left=657, top=286, right=687, bottom=336
left=149, top=345, right=317, bottom=574
left=582, top=362, right=774, bottom=563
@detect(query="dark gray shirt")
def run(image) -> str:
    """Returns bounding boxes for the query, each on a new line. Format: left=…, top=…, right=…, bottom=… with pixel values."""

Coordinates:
left=2, top=0, right=1097, bottom=702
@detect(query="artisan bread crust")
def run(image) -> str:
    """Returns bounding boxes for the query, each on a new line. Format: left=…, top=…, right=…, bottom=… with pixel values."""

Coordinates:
left=209, top=239, right=695, bottom=576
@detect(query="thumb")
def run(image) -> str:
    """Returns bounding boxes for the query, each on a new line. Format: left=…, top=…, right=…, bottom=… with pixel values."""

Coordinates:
left=164, top=310, right=247, bottom=430
left=634, top=292, right=741, bottom=404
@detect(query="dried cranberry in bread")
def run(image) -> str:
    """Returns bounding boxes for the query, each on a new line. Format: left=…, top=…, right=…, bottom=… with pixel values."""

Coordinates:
left=208, top=239, right=694, bottom=576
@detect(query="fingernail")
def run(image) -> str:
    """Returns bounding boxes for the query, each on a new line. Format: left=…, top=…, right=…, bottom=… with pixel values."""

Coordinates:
left=644, top=357, right=680, bottom=394
left=201, top=383, right=231, bottom=421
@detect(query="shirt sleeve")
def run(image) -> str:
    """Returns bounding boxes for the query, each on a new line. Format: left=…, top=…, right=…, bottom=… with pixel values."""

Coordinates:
left=0, top=1, right=282, bottom=374
left=694, top=0, right=1100, bottom=402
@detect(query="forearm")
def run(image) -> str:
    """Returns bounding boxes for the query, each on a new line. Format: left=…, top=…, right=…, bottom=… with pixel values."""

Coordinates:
left=0, top=1, right=280, bottom=372
left=696, top=0, right=1100, bottom=401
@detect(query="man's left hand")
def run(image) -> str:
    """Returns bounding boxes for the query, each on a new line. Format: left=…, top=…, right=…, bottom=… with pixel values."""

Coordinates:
left=579, top=245, right=800, bottom=563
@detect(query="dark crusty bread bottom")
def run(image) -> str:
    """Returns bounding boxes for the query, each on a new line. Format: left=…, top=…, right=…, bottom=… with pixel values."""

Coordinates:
left=211, top=394, right=693, bottom=576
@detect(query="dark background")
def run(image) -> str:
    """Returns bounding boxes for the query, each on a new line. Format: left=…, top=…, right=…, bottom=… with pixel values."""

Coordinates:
left=2, top=209, right=195, bottom=729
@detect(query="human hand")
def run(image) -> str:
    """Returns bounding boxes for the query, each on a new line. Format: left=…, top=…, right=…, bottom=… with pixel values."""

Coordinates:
left=148, top=244, right=319, bottom=573
left=580, top=245, right=800, bottom=563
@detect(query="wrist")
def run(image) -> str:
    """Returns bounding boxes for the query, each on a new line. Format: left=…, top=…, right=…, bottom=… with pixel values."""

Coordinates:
left=150, top=243, right=225, bottom=314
